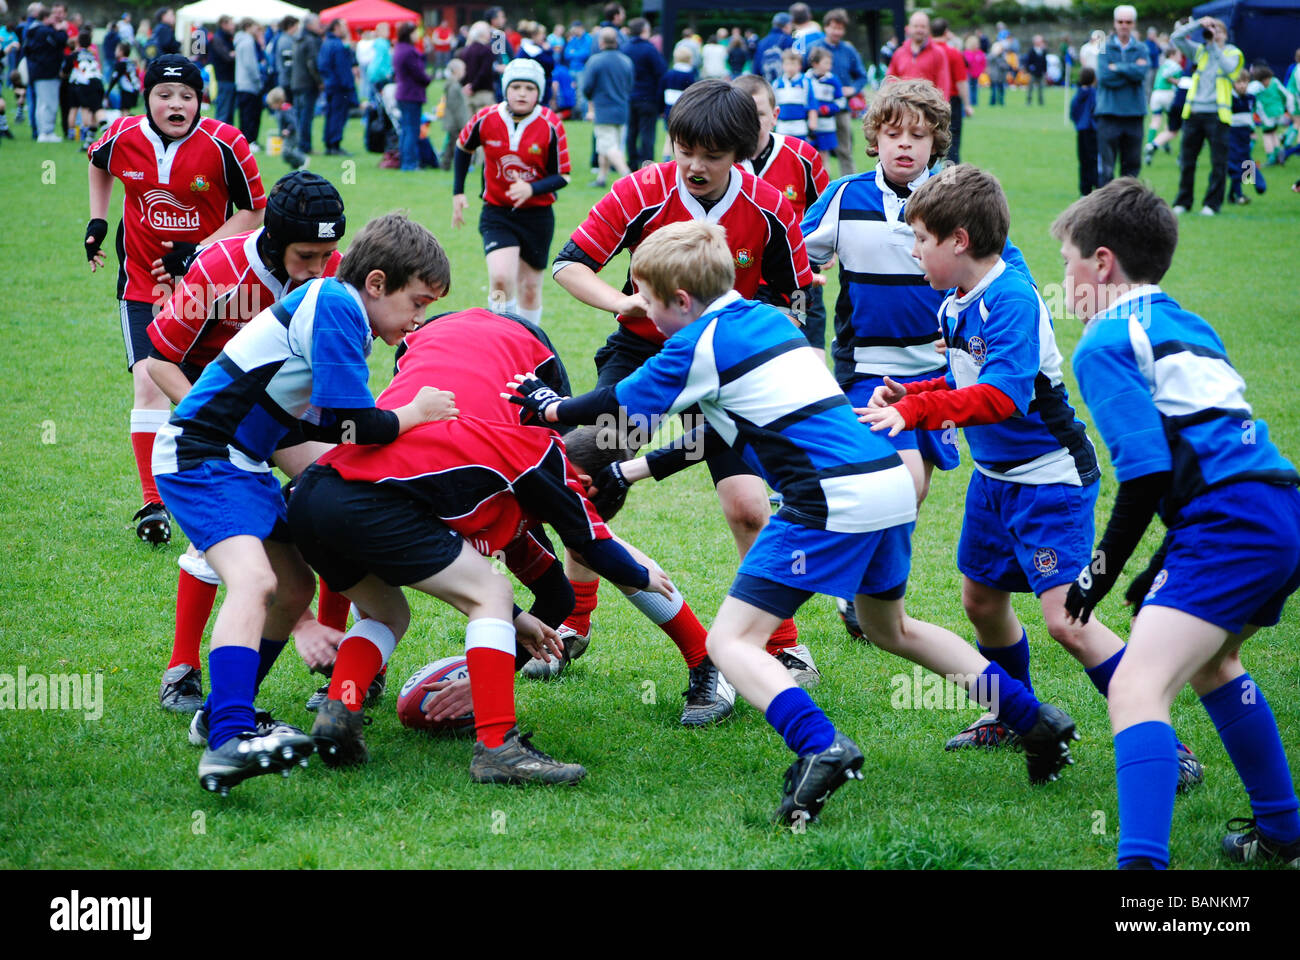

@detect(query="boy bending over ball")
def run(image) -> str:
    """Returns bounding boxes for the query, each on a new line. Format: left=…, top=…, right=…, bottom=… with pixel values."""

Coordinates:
left=509, top=221, right=1082, bottom=824
left=1057, top=179, right=1300, bottom=869
left=153, top=214, right=456, bottom=795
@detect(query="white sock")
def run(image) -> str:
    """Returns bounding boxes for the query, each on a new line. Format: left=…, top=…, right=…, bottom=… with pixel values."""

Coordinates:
left=624, top=585, right=684, bottom=625
left=464, top=617, right=517, bottom=655
left=130, top=408, right=169, bottom=433
left=341, top=618, right=399, bottom=666
left=517, top=304, right=541, bottom=324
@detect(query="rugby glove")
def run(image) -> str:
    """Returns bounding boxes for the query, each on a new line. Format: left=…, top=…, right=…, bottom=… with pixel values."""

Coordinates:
left=1064, top=550, right=1119, bottom=625
left=590, top=462, right=631, bottom=519
left=507, top=377, right=565, bottom=422
left=85, top=218, right=108, bottom=261
left=160, top=241, right=199, bottom=279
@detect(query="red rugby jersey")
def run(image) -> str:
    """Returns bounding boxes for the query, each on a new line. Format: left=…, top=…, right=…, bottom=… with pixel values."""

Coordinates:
left=88, top=115, right=267, bottom=302
left=564, top=162, right=813, bottom=344
left=386, top=309, right=567, bottom=426
left=742, top=133, right=829, bottom=222
left=456, top=103, right=570, bottom=209
left=147, top=228, right=341, bottom=368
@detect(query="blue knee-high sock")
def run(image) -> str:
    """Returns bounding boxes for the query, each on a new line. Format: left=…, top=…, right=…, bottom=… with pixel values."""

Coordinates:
left=979, top=662, right=1040, bottom=733
left=253, top=638, right=287, bottom=698
left=765, top=687, right=835, bottom=757
left=1201, top=674, right=1300, bottom=844
left=1086, top=647, right=1125, bottom=698
left=206, top=646, right=259, bottom=750
left=978, top=629, right=1033, bottom=697
left=1115, top=720, right=1180, bottom=869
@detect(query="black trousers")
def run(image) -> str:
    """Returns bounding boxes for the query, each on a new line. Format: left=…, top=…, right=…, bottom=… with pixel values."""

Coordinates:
left=626, top=100, right=658, bottom=171
left=1096, top=114, right=1143, bottom=184
left=947, top=95, right=963, bottom=164
left=1077, top=128, right=1098, bottom=195
left=237, top=91, right=262, bottom=146
left=1175, top=112, right=1229, bottom=213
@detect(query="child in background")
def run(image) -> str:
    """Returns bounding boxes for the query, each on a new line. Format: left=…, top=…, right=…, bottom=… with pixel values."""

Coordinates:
left=265, top=87, right=307, bottom=169
left=552, top=49, right=576, bottom=119
left=1228, top=72, right=1266, bottom=204
left=774, top=49, right=815, bottom=141
left=1070, top=67, right=1098, bottom=195
left=67, top=32, right=105, bottom=144
left=1145, top=47, right=1184, bottom=163
left=661, top=44, right=697, bottom=159
left=1249, top=65, right=1294, bottom=166
left=806, top=46, right=842, bottom=168
left=106, top=43, right=140, bottom=114
left=439, top=58, right=469, bottom=172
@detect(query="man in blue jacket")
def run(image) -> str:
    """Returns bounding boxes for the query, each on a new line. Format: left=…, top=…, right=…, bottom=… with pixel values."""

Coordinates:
left=318, top=18, right=357, bottom=156
left=23, top=4, right=67, bottom=142
left=755, top=13, right=794, bottom=83
left=812, top=9, right=867, bottom=177
left=624, top=17, right=665, bottom=171
left=1095, top=4, right=1150, bottom=183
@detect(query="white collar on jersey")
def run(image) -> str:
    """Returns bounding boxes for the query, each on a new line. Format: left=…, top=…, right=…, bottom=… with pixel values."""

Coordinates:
left=244, top=228, right=286, bottom=301
left=873, top=164, right=931, bottom=224
left=699, top=289, right=744, bottom=319
left=678, top=166, right=742, bottom=223
left=139, top=116, right=200, bottom=186
left=495, top=101, right=542, bottom=152
left=1103, top=283, right=1163, bottom=315
left=742, top=133, right=785, bottom=179
left=946, top=257, right=1007, bottom=317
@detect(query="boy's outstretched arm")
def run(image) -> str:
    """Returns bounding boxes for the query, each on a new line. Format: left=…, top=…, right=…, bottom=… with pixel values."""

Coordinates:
left=858, top=375, right=1017, bottom=436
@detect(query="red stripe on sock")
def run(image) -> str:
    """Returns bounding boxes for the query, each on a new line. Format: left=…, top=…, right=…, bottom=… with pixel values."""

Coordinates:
left=765, top=618, right=799, bottom=655
left=316, top=578, right=351, bottom=632
left=662, top=603, right=709, bottom=669
left=329, top=635, right=383, bottom=712
left=131, top=431, right=161, bottom=504
left=466, top=647, right=516, bottom=748
left=169, top=569, right=217, bottom=670
left=563, top=578, right=599, bottom=636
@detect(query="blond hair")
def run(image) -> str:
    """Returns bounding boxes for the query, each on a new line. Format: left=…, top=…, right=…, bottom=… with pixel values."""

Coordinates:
left=863, top=78, right=952, bottom=166
left=630, top=222, right=734, bottom=307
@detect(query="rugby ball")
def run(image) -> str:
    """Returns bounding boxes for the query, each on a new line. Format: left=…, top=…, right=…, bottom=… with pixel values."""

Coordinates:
left=397, top=656, right=475, bottom=734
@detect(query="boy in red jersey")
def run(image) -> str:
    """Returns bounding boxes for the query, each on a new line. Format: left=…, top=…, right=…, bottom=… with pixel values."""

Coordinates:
left=451, top=58, right=570, bottom=325
left=85, top=54, right=267, bottom=547
left=288, top=309, right=671, bottom=783
left=550, top=78, right=817, bottom=700
left=734, top=73, right=830, bottom=363
left=145, top=172, right=353, bottom=717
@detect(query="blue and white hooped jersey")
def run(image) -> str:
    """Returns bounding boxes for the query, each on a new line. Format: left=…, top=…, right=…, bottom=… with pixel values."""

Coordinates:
left=154, top=278, right=376, bottom=476
left=942, top=259, right=1098, bottom=486
left=807, top=70, right=845, bottom=112
left=774, top=75, right=814, bottom=137
left=614, top=291, right=917, bottom=533
left=1072, top=285, right=1298, bottom=519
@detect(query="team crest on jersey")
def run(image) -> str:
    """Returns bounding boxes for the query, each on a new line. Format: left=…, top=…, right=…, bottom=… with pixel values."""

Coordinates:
left=528, top=143, right=541, bottom=155
left=968, top=336, right=987, bottom=366
left=783, top=184, right=797, bottom=201
left=498, top=154, right=535, bottom=182
left=190, top=175, right=210, bottom=193
left=735, top=248, right=754, bottom=268
left=1032, top=548, right=1058, bottom=575
left=142, top=189, right=200, bottom=231
left=1146, top=569, right=1168, bottom=599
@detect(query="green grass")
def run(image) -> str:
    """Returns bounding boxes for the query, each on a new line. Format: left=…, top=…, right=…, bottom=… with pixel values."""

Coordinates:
left=2, top=87, right=1297, bottom=869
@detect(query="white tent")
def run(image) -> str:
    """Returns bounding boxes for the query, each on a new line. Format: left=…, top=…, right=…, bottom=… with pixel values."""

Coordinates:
left=177, top=0, right=310, bottom=43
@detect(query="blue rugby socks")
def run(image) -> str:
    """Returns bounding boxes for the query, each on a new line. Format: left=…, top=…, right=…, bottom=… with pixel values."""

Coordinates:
left=766, top=687, right=835, bottom=757
left=205, top=646, right=259, bottom=751
left=1201, top=675, right=1300, bottom=844
left=979, top=628, right=1034, bottom=697
left=1115, top=720, right=1180, bottom=869
left=979, top=662, right=1040, bottom=733
left=253, top=638, right=286, bottom=698
left=1085, top=647, right=1124, bottom=698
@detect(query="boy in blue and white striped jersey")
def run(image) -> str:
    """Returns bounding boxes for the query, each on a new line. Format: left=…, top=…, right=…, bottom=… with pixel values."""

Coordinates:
left=773, top=49, right=815, bottom=141
left=1057, top=179, right=1300, bottom=869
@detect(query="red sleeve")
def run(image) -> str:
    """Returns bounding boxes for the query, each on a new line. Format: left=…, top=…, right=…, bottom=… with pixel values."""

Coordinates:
left=808, top=147, right=830, bottom=202
left=904, top=376, right=951, bottom=395
left=893, top=382, right=1015, bottom=431
left=570, top=171, right=650, bottom=267
left=147, top=254, right=221, bottom=362
left=87, top=115, right=127, bottom=169
left=457, top=105, right=491, bottom=151
left=547, top=111, right=570, bottom=176
left=215, top=123, right=266, bottom=211
left=758, top=188, right=813, bottom=295
left=503, top=528, right=559, bottom=584
left=887, top=50, right=902, bottom=77
left=948, top=47, right=968, bottom=83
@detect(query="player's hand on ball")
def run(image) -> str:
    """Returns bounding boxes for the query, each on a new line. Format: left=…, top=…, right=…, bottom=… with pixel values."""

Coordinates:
left=870, top=376, right=907, bottom=408
left=505, top=180, right=532, bottom=208
left=860, top=404, right=906, bottom=436
left=451, top=194, right=468, bottom=228
left=513, top=611, right=562, bottom=662
left=503, top=374, right=565, bottom=422
left=413, top=386, right=458, bottom=423
left=421, top=676, right=472, bottom=722
left=85, top=218, right=108, bottom=270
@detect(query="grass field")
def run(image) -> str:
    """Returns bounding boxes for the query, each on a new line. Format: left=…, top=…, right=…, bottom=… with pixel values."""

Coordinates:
left=2, top=85, right=1298, bottom=870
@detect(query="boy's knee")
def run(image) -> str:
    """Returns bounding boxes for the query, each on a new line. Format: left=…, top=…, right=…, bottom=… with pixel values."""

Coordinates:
left=961, top=585, right=1004, bottom=627
left=1043, top=608, right=1091, bottom=660
left=722, top=499, right=768, bottom=539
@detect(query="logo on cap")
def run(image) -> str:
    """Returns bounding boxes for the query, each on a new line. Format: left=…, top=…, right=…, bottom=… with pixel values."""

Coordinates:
left=163, top=66, right=183, bottom=77
left=318, top=222, right=336, bottom=238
